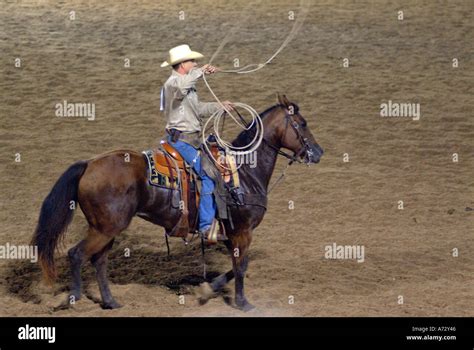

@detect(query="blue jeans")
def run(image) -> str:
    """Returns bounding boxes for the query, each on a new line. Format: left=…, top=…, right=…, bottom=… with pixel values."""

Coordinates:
left=167, top=136, right=216, bottom=230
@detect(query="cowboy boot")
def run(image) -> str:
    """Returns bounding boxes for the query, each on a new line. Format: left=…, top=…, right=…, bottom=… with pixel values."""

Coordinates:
left=200, top=219, right=228, bottom=244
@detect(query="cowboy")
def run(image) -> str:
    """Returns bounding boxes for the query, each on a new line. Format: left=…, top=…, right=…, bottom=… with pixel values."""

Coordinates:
left=160, top=44, right=234, bottom=239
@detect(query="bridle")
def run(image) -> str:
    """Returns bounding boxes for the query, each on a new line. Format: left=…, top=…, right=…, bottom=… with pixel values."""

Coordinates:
left=264, top=109, right=315, bottom=165
left=234, top=105, right=317, bottom=193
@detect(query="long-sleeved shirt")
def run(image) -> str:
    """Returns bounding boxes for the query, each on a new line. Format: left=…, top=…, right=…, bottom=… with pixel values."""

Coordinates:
left=163, top=67, right=220, bottom=134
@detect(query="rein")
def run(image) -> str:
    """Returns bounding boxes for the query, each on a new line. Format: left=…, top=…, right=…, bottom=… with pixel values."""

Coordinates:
left=265, top=112, right=311, bottom=194
left=232, top=106, right=312, bottom=194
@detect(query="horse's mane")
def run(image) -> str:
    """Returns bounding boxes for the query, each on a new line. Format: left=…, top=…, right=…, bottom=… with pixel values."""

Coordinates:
left=232, top=102, right=299, bottom=148
left=231, top=104, right=278, bottom=147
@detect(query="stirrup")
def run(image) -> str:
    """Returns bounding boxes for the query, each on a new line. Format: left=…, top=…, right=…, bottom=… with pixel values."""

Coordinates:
left=199, top=220, right=227, bottom=244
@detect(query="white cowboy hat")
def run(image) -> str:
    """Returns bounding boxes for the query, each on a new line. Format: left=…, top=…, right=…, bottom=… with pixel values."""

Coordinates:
left=160, top=44, right=204, bottom=68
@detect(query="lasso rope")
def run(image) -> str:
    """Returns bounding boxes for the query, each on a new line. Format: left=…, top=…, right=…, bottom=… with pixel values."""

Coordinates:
left=210, top=0, right=310, bottom=74
left=201, top=0, right=311, bottom=167
left=201, top=102, right=264, bottom=171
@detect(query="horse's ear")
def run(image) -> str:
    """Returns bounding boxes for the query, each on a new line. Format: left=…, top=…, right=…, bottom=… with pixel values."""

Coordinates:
left=277, top=93, right=291, bottom=108
left=276, top=92, right=283, bottom=105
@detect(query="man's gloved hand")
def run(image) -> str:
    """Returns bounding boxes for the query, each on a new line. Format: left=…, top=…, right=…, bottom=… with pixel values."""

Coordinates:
left=200, top=65, right=234, bottom=111
left=221, top=100, right=234, bottom=111
left=201, top=64, right=219, bottom=74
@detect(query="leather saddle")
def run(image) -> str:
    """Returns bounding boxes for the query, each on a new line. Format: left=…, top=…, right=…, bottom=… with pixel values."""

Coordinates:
left=145, top=140, right=239, bottom=241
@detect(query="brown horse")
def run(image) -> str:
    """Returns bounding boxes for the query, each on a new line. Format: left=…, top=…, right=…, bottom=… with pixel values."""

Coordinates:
left=31, top=94, right=323, bottom=311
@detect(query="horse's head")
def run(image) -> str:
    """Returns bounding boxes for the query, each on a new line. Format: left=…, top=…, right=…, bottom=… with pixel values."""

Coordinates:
left=264, top=93, right=324, bottom=164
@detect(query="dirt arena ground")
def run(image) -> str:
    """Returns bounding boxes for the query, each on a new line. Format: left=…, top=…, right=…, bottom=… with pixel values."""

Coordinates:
left=0, top=0, right=473, bottom=317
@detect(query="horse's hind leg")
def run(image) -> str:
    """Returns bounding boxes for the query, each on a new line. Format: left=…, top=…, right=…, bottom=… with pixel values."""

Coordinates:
left=90, top=238, right=119, bottom=309
left=68, top=240, right=87, bottom=304
left=67, top=227, right=114, bottom=307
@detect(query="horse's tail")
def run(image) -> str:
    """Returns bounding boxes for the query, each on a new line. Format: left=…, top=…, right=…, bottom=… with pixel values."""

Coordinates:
left=31, top=160, right=89, bottom=284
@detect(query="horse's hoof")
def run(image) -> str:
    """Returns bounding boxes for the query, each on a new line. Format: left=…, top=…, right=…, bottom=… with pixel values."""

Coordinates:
left=52, top=301, right=72, bottom=312
left=68, top=292, right=81, bottom=304
left=84, top=290, right=102, bottom=304
left=102, top=300, right=122, bottom=310
left=235, top=299, right=256, bottom=312
left=196, top=282, right=215, bottom=305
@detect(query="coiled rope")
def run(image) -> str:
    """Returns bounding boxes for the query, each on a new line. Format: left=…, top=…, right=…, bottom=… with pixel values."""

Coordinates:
left=201, top=0, right=310, bottom=167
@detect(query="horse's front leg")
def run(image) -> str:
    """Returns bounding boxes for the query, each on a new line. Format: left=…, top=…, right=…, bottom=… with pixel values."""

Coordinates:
left=197, top=269, right=234, bottom=305
left=230, top=231, right=255, bottom=312
left=196, top=239, right=235, bottom=305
